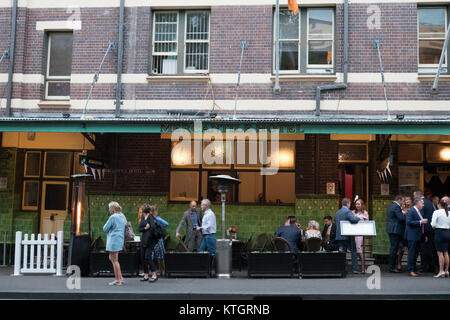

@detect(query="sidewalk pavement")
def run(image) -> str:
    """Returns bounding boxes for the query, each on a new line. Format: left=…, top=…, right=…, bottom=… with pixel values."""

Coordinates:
left=0, top=267, right=449, bottom=300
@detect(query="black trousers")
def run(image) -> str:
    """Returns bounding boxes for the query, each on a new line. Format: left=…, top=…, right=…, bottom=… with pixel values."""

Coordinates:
left=388, top=234, right=402, bottom=270
left=141, top=239, right=158, bottom=274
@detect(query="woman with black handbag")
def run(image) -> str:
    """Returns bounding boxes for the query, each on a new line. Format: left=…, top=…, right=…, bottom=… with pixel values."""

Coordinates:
left=138, top=204, right=158, bottom=282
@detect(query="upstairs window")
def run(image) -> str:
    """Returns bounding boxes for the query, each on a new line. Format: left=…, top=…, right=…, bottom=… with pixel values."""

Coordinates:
left=45, top=32, right=73, bottom=100
left=151, top=11, right=210, bottom=75
left=274, top=8, right=335, bottom=75
left=418, top=7, right=448, bottom=73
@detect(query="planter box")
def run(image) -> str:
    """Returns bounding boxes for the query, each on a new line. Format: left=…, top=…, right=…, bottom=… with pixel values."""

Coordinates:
left=298, top=252, right=346, bottom=278
left=89, top=251, right=139, bottom=277
left=164, top=252, right=210, bottom=278
left=247, top=252, right=294, bottom=278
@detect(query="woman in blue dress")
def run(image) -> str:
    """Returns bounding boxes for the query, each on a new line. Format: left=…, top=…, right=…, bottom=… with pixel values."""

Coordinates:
left=103, top=201, right=127, bottom=285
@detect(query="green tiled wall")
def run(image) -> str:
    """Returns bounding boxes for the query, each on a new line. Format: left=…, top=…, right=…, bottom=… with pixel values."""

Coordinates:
left=372, top=196, right=393, bottom=255
left=13, top=212, right=39, bottom=236
left=295, top=194, right=340, bottom=230
left=0, top=148, right=17, bottom=243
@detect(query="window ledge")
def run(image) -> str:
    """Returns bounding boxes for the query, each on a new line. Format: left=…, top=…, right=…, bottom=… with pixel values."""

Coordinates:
left=38, top=101, right=71, bottom=108
left=270, top=75, right=337, bottom=82
left=417, top=74, right=450, bottom=82
left=146, top=75, right=210, bottom=82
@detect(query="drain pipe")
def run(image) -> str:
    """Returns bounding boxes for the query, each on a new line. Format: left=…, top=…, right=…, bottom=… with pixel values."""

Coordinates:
left=315, top=0, right=348, bottom=116
left=115, top=0, right=124, bottom=117
left=5, top=0, right=17, bottom=117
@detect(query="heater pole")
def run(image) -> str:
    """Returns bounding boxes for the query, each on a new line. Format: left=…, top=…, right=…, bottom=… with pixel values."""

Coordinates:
left=221, top=192, right=226, bottom=239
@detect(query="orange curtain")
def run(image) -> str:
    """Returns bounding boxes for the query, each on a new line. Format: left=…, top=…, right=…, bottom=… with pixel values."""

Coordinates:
left=288, top=0, right=299, bottom=16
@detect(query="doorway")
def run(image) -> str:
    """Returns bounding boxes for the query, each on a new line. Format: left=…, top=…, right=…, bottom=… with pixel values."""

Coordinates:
left=338, top=164, right=369, bottom=208
left=40, top=181, right=70, bottom=235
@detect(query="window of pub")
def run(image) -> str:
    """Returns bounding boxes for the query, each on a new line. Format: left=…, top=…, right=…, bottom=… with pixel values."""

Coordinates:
left=418, top=7, right=448, bottom=74
left=274, top=7, right=335, bottom=74
left=169, top=139, right=296, bottom=204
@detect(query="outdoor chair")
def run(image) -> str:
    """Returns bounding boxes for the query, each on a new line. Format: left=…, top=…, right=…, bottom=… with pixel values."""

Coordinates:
left=163, top=235, right=170, bottom=251
left=271, top=237, right=292, bottom=252
left=305, top=237, right=323, bottom=252
left=251, top=233, right=268, bottom=252
left=174, top=239, right=189, bottom=252
left=240, top=236, right=252, bottom=265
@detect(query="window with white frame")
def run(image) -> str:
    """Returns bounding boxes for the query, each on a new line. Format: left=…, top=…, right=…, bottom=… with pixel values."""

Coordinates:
left=45, top=32, right=73, bottom=100
left=151, top=11, right=210, bottom=75
left=274, top=8, right=334, bottom=74
left=418, top=7, right=448, bottom=73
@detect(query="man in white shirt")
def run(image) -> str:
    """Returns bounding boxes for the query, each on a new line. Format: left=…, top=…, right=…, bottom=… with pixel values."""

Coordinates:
left=197, top=199, right=217, bottom=256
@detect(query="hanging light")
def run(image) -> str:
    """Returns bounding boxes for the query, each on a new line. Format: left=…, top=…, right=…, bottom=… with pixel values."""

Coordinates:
left=440, top=147, right=450, bottom=161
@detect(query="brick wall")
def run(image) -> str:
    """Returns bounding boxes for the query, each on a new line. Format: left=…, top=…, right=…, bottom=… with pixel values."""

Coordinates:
left=87, top=133, right=170, bottom=193
left=1, top=3, right=449, bottom=111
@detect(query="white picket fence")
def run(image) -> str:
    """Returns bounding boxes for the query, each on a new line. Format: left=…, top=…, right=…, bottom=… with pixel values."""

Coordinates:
left=13, top=231, right=64, bottom=276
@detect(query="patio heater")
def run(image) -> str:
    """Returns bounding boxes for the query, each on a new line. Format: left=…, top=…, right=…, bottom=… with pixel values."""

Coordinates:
left=67, top=174, right=92, bottom=276
left=208, top=175, right=241, bottom=279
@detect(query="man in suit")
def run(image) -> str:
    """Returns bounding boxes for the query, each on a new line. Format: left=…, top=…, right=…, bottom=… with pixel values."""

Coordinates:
left=322, top=216, right=338, bottom=251
left=405, top=198, right=428, bottom=277
left=432, top=196, right=439, bottom=212
left=274, top=217, right=303, bottom=253
left=335, top=198, right=362, bottom=274
left=176, top=201, right=203, bottom=251
left=413, top=190, right=435, bottom=273
left=386, top=195, right=405, bottom=273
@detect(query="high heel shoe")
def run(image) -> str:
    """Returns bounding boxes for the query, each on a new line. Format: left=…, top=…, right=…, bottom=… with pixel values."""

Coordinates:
left=445, top=272, right=449, bottom=278
left=433, top=272, right=446, bottom=278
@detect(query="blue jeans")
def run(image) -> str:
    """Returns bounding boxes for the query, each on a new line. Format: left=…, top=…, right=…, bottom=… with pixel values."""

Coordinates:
left=338, top=237, right=358, bottom=272
left=199, top=234, right=216, bottom=256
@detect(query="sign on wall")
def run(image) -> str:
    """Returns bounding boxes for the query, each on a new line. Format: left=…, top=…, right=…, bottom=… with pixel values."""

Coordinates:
left=0, top=177, right=7, bottom=189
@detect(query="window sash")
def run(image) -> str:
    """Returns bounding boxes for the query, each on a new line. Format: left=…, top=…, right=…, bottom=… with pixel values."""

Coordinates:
left=184, top=11, right=210, bottom=73
left=307, top=8, right=334, bottom=68
left=274, top=9, right=301, bottom=73
left=418, top=7, right=448, bottom=68
left=45, top=32, right=72, bottom=100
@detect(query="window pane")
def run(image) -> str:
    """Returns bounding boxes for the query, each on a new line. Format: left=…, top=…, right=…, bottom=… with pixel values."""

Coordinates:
left=398, top=144, right=423, bottom=162
left=308, top=40, right=332, bottom=65
left=186, top=12, right=209, bottom=41
left=23, top=181, right=39, bottom=208
left=48, top=33, right=73, bottom=77
left=25, top=152, right=40, bottom=177
left=152, top=56, right=177, bottom=74
left=280, top=10, right=299, bottom=40
left=155, top=12, right=177, bottom=23
left=155, top=23, right=177, bottom=42
left=419, top=40, right=445, bottom=64
left=170, top=171, right=198, bottom=201
left=419, top=8, right=446, bottom=38
left=266, top=172, right=295, bottom=204
left=44, top=184, right=68, bottom=211
left=44, top=152, right=71, bottom=177
left=338, top=144, right=368, bottom=162
left=238, top=172, right=263, bottom=203
left=309, top=9, right=333, bottom=39
left=47, top=81, right=70, bottom=97
left=427, top=144, right=450, bottom=162
left=267, top=141, right=295, bottom=170
left=280, top=41, right=299, bottom=70
left=185, top=42, right=209, bottom=71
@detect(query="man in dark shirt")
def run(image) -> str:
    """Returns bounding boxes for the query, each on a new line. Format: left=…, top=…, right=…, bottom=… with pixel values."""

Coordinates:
left=322, top=216, right=338, bottom=251
left=274, top=217, right=303, bottom=253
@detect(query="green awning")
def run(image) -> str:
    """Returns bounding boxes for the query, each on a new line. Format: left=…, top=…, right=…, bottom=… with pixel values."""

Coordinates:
left=0, top=120, right=449, bottom=135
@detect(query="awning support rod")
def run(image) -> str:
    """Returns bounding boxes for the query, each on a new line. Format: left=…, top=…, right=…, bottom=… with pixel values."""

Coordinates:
left=374, top=40, right=391, bottom=121
left=273, top=0, right=281, bottom=93
left=81, top=41, right=115, bottom=120
left=432, top=22, right=450, bottom=91
left=233, top=40, right=248, bottom=120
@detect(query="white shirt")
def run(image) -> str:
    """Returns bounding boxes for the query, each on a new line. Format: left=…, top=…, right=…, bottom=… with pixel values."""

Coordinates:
left=431, top=209, right=450, bottom=229
left=201, top=209, right=217, bottom=235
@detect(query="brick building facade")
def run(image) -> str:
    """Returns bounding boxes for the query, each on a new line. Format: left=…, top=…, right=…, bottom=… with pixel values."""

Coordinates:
left=1, top=0, right=450, bottom=260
